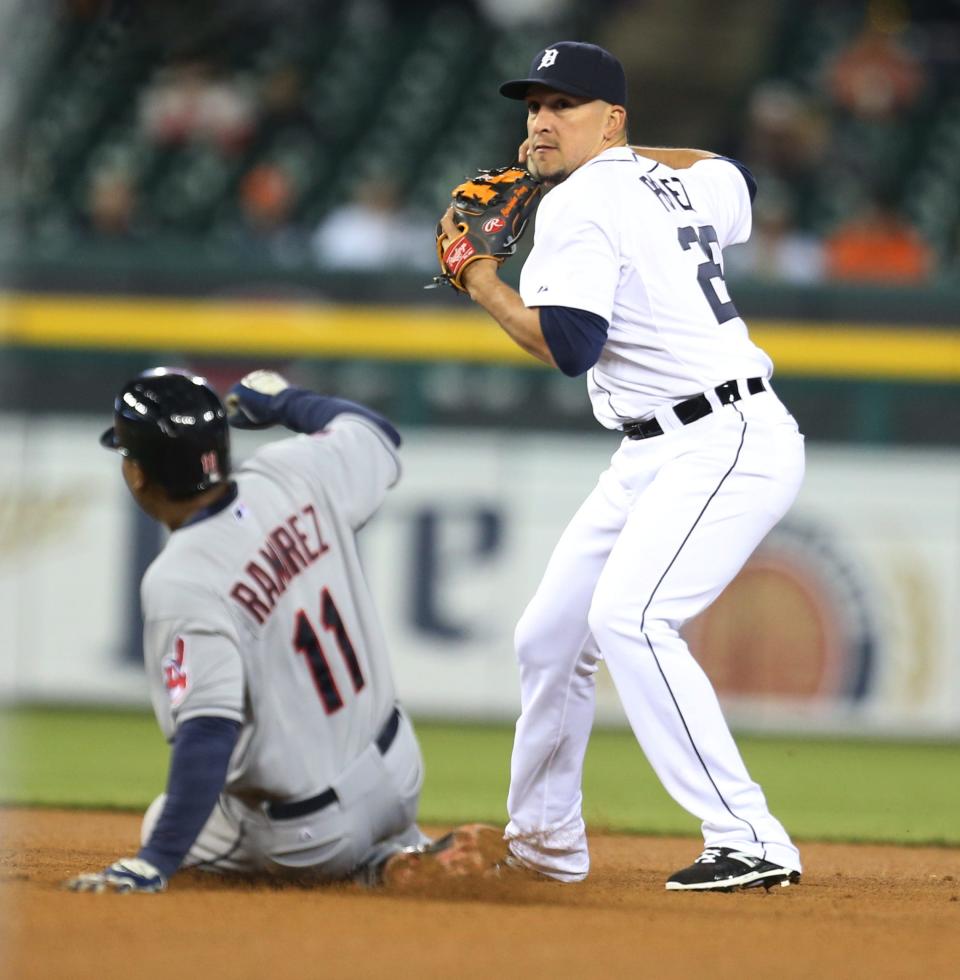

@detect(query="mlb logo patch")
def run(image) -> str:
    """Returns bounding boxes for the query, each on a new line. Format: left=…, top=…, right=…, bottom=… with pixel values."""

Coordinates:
left=162, top=636, right=189, bottom=706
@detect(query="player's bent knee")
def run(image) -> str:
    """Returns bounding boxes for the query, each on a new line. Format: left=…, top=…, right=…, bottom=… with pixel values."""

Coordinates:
left=514, top=610, right=549, bottom=667
left=585, top=594, right=625, bottom=647
left=515, top=624, right=567, bottom=675
left=514, top=607, right=585, bottom=673
left=587, top=595, right=676, bottom=649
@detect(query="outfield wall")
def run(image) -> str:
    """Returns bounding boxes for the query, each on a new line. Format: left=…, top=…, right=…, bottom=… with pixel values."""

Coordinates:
left=1, top=415, right=958, bottom=736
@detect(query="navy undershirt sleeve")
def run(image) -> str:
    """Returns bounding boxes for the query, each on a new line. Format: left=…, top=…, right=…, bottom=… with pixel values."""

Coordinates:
left=137, top=716, right=241, bottom=880
left=716, top=156, right=757, bottom=202
left=540, top=306, right=609, bottom=377
left=274, top=389, right=401, bottom=447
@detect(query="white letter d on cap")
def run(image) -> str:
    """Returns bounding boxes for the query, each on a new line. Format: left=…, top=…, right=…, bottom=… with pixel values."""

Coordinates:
left=538, top=48, right=558, bottom=70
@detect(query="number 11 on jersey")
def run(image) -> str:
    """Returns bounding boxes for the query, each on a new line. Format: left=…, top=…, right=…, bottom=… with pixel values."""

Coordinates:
left=293, top=589, right=365, bottom=713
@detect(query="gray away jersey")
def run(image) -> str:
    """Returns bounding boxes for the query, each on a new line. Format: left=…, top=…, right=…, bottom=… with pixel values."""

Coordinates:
left=140, top=414, right=400, bottom=806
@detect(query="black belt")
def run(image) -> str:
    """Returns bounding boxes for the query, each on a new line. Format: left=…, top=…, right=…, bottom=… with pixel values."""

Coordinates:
left=265, top=706, right=402, bottom=820
left=622, top=377, right=767, bottom=441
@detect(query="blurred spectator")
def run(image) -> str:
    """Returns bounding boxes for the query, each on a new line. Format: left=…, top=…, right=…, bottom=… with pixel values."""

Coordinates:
left=66, top=0, right=111, bottom=16
left=476, top=0, right=573, bottom=25
left=725, top=185, right=824, bottom=284
left=311, top=178, right=435, bottom=272
left=240, top=163, right=294, bottom=232
left=233, top=162, right=305, bottom=266
left=741, top=82, right=830, bottom=183
left=140, top=61, right=256, bottom=154
left=828, top=25, right=926, bottom=120
left=84, top=166, right=138, bottom=238
left=259, top=66, right=308, bottom=125
left=824, top=193, right=935, bottom=284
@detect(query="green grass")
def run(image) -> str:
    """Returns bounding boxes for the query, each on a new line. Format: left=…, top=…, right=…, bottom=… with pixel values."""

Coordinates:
left=2, top=706, right=959, bottom=845
left=0, top=706, right=169, bottom=809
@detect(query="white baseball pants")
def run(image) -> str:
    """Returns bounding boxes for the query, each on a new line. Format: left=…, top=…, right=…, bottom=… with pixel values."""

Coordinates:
left=506, top=389, right=805, bottom=881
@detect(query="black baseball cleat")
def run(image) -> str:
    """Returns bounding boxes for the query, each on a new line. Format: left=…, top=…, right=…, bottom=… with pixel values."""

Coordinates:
left=665, top=847, right=801, bottom=892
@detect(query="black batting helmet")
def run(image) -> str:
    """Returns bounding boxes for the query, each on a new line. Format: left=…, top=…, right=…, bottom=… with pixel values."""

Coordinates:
left=100, top=368, right=231, bottom=500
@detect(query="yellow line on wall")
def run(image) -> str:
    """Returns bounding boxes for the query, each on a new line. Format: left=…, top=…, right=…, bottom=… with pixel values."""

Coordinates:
left=753, top=321, right=960, bottom=381
left=0, top=293, right=534, bottom=364
left=1, top=293, right=958, bottom=381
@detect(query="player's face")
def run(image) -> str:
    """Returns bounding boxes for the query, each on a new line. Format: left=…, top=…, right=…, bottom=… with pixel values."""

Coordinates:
left=524, top=86, right=621, bottom=186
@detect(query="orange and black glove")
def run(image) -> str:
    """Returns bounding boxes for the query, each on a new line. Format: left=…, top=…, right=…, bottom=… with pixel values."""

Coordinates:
left=433, top=166, right=542, bottom=293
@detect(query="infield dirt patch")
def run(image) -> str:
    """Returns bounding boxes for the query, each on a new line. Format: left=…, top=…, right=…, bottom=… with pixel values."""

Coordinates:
left=2, top=807, right=958, bottom=979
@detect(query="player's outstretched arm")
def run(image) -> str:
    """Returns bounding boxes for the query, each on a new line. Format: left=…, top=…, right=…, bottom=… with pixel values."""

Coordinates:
left=463, top=262, right=557, bottom=367
left=627, top=146, right=718, bottom=169
left=437, top=209, right=556, bottom=369
left=226, top=370, right=401, bottom=446
left=65, top=715, right=241, bottom=894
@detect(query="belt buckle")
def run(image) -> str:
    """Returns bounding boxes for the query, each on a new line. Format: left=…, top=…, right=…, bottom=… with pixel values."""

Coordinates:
left=714, top=380, right=740, bottom=405
left=623, top=417, right=663, bottom=440
left=674, top=392, right=713, bottom=425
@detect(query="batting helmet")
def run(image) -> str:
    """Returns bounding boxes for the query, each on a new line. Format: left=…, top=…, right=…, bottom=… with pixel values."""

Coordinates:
left=100, top=368, right=231, bottom=500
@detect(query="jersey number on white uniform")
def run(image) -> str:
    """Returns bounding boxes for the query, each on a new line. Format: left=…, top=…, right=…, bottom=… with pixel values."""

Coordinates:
left=678, top=224, right=739, bottom=324
left=293, top=588, right=365, bottom=713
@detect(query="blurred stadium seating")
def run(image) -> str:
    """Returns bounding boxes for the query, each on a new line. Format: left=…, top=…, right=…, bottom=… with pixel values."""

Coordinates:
left=0, top=0, right=956, bottom=443
left=1, top=0, right=958, bottom=279
left=733, top=0, right=960, bottom=280
left=5, top=1, right=566, bottom=257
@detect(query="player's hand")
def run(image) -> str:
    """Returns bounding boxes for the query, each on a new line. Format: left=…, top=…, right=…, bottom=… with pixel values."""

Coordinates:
left=517, top=138, right=541, bottom=180
left=437, top=208, right=498, bottom=296
left=65, top=857, right=167, bottom=894
left=437, top=206, right=459, bottom=253
left=225, top=369, right=291, bottom=429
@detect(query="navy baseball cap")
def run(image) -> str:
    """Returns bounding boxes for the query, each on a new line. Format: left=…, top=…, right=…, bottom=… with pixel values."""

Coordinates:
left=500, top=41, right=626, bottom=106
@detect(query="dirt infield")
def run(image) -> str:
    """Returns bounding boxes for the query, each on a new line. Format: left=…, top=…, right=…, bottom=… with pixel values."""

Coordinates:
left=2, top=808, right=958, bottom=979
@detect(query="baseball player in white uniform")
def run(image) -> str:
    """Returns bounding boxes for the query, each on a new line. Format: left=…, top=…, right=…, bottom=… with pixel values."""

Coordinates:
left=439, top=41, right=805, bottom=891
left=67, top=368, right=429, bottom=892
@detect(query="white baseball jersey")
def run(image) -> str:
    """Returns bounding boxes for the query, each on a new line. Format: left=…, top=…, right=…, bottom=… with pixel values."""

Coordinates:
left=519, top=147, right=772, bottom=427
left=140, top=414, right=400, bottom=805
left=506, top=145, right=804, bottom=883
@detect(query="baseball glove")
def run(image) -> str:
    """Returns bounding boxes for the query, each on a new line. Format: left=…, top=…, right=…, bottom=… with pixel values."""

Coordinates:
left=433, top=166, right=542, bottom=293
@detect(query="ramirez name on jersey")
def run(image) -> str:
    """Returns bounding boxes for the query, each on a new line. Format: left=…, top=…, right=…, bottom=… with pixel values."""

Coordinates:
left=229, top=502, right=330, bottom=624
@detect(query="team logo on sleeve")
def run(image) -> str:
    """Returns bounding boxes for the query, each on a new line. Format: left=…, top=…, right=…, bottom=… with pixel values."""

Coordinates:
left=200, top=451, right=221, bottom=481
left=162, top=637, right=189, bottom=706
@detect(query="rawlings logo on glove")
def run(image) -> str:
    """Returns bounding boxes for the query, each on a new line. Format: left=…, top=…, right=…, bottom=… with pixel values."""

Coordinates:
left=431, top=166, right=542, bottom=293
left=443, top=237, right=478, bottom=277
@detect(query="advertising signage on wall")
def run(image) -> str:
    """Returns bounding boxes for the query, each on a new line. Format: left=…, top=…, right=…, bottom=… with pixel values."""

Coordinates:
left=1, top=418, right=957, bottom=736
